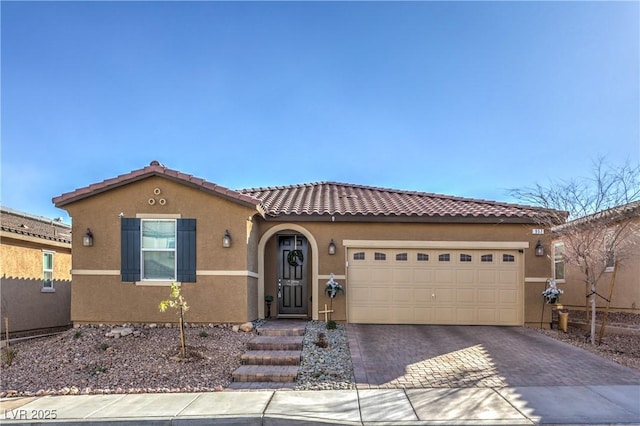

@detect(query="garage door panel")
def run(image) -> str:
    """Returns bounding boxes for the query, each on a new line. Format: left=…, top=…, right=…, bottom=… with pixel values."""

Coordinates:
left=435, top=270, right=454, bottom=283
left=348, top=248, right=523, bottom=325
left=456, top=269, right=475, bottom=283
left=392, top=287, right=413, bottom=302
left=456, top=288, right=475, bottom=303
left=499, top=289, right=518, bottom=303
left=414, top=269, right=434, bottom=282
left=392, top=269, right=413, bottom=283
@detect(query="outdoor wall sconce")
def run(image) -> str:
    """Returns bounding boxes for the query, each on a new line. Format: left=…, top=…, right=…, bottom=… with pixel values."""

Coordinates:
left=222, top=230, right=232, bottom=248
left=328, top=239, right=336, bottom=255
left=83, top=228, right=94, bottom=247
left=535, top=240, right=544, bottom=257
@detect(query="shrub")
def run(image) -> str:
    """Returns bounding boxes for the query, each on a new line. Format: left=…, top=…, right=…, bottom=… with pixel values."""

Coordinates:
left=326, top=320, right=337, bottom=330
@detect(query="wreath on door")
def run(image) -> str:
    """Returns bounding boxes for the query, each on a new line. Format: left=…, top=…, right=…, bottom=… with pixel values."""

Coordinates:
left=287, top=249, right=304, bottom=267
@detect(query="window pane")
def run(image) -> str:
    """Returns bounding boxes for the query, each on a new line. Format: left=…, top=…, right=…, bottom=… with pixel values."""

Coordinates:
left=555, top=261, right=565, bottom=280
left=43, top=253, right=53, bottom=270
left=143, top=252, right=175, bottom=280
left=417, top=253, right=429, bottom=261
left=142, top=221, right=176, bottom=249
left=374, top=252, right=386, bottom=261
left=396, top=253, right=408, bottom=261
left=481, top=254, right=493, bottom=262
left=503, top=254, right=515, bottom=262
left=438, top=254, right=450, bottom=262
left=460, top=254, right=472, bottom=262
left=353, top=252, right=365, bottom=260
left=43, top=271, right=53, bottom=288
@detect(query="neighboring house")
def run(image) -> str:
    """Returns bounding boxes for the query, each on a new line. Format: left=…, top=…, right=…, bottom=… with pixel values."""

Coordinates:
left=53, top=161, right=560, bottom=327
left=552, top=201, right=640, bottom=313
left=0, top=207, right=72, bottom=336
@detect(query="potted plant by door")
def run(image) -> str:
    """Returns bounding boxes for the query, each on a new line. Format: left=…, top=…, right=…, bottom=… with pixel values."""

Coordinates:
left=264, top=295, right=274, bottom=319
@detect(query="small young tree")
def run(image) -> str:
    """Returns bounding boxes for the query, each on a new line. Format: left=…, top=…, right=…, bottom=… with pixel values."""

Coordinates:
left=159, top=283, right=189, bottom=358
left=510, top=159, right=640, bottom=345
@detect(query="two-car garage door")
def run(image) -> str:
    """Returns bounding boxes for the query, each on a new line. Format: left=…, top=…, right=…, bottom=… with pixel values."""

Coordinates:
left=347, top=247, right=524, bottom=325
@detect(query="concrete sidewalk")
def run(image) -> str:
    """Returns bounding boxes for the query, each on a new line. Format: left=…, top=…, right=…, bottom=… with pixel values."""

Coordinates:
left=2, top=385, right=639, bottom=425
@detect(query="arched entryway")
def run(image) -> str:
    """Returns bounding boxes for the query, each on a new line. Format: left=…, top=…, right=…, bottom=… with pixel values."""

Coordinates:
left=257, top=224, right=319, bottom=320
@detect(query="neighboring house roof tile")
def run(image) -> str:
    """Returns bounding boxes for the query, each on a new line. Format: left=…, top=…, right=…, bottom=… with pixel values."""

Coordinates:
left=241, top=181, right=552, bottom=222
left=52, top=161, right=263, bottom=212
left=53, top=162, right=555, bottom=223
left=1, top=207, right=71, bottom=244
left=553, top=200, right=640, bottom=232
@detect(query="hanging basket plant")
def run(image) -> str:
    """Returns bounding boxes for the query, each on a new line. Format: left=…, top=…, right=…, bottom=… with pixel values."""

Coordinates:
left=288, top=249, right=304, bottom=267
left=542, top=280, right=563, bottom=304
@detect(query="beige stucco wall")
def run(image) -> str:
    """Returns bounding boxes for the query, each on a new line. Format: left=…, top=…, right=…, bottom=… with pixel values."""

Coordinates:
left=555, top=216, right=640, bottom=313
left=62, top=176, right=261, bottom=324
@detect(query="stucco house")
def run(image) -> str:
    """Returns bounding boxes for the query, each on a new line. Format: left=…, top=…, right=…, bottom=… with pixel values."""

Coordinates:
left=53, top=161, right=561, bottom=327
left=0, top=207, right=72, bottom=336
left=552, top=201, right=640, bottom=313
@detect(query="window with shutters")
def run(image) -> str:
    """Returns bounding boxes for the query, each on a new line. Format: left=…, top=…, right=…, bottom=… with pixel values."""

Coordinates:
left=121, top=217, right=196, bottom=284
left=142, top=220, right=176, bottom=280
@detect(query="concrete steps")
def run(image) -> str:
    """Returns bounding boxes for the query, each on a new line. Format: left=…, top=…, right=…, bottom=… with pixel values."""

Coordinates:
left=231, top=320, right=307, bottom=386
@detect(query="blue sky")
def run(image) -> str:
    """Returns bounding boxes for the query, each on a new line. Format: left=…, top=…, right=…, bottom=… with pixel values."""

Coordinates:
left=2, top=1, right=638, bottom=223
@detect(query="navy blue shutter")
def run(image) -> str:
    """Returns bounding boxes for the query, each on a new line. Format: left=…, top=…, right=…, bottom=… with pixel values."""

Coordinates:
left=177, top=219, right=196, bottom=282
left=121, top=218, right=141, bottom=282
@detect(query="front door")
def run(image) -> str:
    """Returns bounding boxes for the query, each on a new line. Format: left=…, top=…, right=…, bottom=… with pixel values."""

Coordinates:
left=277, top=235, right=308, bottom=316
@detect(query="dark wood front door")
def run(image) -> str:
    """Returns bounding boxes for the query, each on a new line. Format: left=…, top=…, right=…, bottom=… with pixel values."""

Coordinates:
left=277, top=235, right=308, bottom=316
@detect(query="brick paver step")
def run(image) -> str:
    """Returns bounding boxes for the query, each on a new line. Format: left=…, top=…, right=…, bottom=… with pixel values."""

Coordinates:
left=257, top=323, right=306, bottom=337
left=232, top=365, right=299, bottom=382
left=241, top=350, right=301, bottom=365
left=247, top=335, right=303, bottom=351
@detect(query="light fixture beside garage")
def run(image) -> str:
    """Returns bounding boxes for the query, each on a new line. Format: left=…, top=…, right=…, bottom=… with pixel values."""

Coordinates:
left=83, top=228, right=94, bottom=247
left=535, top=240, right=544, bottom=257
left=328, top=239, right=336, bottom=255
left=222, top=230, right=232, bottom=248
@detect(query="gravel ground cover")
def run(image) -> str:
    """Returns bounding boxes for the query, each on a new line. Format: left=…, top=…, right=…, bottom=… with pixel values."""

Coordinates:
left=295, top=321, right=355, bottom=390
left=0, top=324, right=255, bottom=398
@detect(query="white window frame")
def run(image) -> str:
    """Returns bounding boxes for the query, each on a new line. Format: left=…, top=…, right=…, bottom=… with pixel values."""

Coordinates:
left=140, top=219, right=177, bottom=282
left=42, top=251, right=55, bottom=292
left=553, top=242, right=565, bottom=282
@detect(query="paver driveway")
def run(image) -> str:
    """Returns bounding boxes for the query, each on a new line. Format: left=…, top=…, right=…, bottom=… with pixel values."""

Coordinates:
left=347, top=325, right=640, bottom=389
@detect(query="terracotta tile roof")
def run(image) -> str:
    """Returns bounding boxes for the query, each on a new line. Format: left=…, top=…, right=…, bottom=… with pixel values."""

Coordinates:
left=53, top=162, right=555, bottom=223
left=1, top=207, right=71, bottom=244
left=241, top=181, right=552, bottom=222
left=53, top=161, right=263, bottom=212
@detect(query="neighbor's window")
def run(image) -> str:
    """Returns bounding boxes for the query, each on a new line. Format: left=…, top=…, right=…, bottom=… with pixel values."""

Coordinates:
left=604, top=231, right=615, bottom=272
left=554, top=243, right=565, bottom=280
left=43, top=251, right=54, bottom=289
left=141, top=219, right=177, bottom=280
